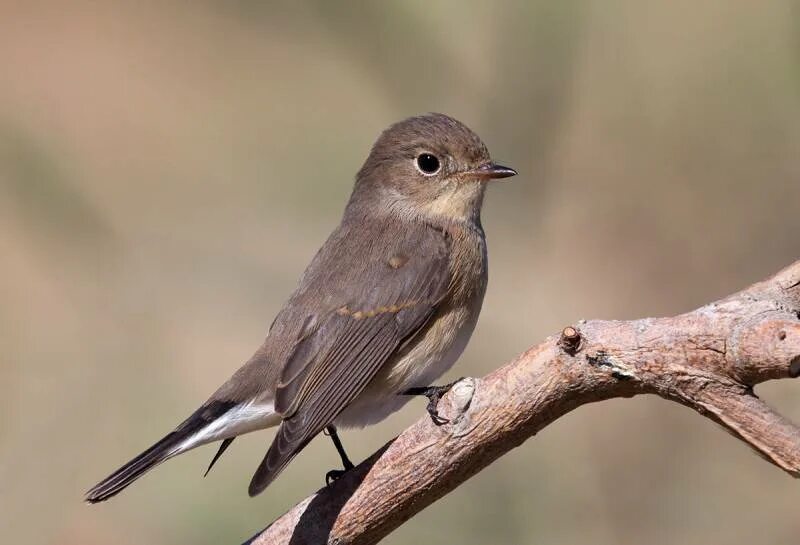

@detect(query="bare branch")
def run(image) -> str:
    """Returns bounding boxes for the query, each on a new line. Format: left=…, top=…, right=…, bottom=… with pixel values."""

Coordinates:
left=246, top=260, right=800, bottom=545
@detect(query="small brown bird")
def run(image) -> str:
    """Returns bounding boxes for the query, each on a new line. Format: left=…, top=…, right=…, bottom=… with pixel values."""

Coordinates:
left=86, top=113, right=516, bottom=502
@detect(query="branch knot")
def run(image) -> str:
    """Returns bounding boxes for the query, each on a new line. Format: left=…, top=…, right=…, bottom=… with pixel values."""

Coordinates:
left=558, top=326, right=583, bottom=355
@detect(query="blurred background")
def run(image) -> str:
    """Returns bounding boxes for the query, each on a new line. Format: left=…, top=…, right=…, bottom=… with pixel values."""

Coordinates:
left=2, top=1, right=799, bottom=544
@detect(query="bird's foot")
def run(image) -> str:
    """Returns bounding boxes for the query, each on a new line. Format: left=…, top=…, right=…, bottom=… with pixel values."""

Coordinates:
left=324, top=425, right=355, bottom=486
left=325, top=466, right=352, bottom=486
left=324, top=457, right=355, bottom=486
left=402, top=377, right=464, bottom=426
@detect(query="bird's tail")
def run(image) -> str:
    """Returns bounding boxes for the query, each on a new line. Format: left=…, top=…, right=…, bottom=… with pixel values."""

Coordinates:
left=85, top=430, right=187, bottom=503
left=85, top=400, right=236, bottom=503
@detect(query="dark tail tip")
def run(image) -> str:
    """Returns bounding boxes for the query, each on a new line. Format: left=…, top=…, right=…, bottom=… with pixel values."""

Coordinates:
left=85, top=400, right=237, bottom=503
left=85, top=432, right=182, bottom=503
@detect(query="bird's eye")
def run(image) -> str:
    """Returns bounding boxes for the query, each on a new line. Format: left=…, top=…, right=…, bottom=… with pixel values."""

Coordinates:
left=415, top=153, right=441, bottom=175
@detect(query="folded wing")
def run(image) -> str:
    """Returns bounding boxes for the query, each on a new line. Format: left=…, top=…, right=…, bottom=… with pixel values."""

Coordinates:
left=248, top=220, right=451, bottom=495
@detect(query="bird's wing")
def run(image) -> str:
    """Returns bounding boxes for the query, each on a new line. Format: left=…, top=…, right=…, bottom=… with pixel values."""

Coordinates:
left=247, top=219, right=451, bottom=495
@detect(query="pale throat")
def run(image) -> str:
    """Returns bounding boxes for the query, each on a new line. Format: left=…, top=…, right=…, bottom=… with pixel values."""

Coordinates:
left=414, top=182, right=486, bottom=224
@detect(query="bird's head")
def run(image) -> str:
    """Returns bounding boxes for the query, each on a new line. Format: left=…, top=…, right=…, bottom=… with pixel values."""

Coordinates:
left=349, top=113, right=516, bottom=224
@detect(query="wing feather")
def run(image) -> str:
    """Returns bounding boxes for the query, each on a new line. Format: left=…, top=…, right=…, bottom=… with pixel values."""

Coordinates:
left=248, top=220, right=451, bottom=495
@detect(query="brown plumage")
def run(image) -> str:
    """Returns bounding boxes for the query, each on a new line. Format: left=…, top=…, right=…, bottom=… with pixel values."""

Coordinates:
left=85, top=113, right=516, bottom=502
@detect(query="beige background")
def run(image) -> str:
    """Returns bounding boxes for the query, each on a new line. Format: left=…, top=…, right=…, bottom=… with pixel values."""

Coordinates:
left=1, top=2, right=799, bottom=544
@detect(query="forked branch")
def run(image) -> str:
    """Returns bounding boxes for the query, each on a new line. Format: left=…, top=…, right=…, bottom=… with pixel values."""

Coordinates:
left=246, top=260, right=800, bottom=545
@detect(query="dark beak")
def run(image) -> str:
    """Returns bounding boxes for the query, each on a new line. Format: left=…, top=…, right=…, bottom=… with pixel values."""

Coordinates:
left=467, top=162, right=518, bottom=181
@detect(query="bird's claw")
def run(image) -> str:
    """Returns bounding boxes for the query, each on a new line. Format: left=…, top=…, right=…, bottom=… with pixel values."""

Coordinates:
left=325, top=468, right=347, bottom=486
left=402, top=377, right=464, bottom=426
left=324, top=457, right=354, bottom=486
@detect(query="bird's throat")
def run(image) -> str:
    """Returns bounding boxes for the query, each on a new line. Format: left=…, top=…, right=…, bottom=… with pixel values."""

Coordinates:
left=417, top=182, right=485, bottom=224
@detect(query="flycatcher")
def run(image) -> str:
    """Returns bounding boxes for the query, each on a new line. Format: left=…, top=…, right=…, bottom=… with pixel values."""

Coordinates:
left=86, top=113, right=516, bottom=502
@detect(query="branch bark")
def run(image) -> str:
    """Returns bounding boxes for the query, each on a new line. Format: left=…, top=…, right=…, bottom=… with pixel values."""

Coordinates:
left=246, top=260, right=800, bottom=545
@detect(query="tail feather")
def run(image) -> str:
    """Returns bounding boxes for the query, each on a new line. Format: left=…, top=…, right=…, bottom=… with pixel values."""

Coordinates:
left=204, top=437, right=235, bottom=477
left=85, top=431, right=185, bottom=503
left=85, top=400, right=236, bottom=503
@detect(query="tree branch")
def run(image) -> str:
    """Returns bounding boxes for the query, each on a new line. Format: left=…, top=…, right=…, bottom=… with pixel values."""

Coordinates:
left=246, top=260, right=800, bottom=545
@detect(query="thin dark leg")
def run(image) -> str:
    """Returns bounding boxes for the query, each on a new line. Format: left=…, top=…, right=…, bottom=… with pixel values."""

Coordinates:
left=324, top=425, right=354, bottom=485
left=402, top=377, right=464, bottom=426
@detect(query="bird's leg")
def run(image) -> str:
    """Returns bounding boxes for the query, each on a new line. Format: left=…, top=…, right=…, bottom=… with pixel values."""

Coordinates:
left=324, top=425, right=355, bottom=485
left=402, top=377, right=464, bottom=426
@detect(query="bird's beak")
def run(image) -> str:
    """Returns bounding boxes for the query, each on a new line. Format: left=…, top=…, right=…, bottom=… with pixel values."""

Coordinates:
left=466, top=162, right=518, bottom=181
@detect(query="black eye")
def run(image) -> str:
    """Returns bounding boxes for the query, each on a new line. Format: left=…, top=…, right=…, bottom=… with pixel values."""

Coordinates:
left=415, top=153, right=441, bottom=175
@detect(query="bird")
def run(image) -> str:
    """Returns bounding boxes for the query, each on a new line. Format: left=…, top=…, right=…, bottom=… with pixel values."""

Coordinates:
left=85, top=113, right=516, bottom=502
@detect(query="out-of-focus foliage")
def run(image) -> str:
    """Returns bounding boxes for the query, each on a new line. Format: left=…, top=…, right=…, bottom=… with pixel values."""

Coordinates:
left=1, top=2, right=798, bottom=544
